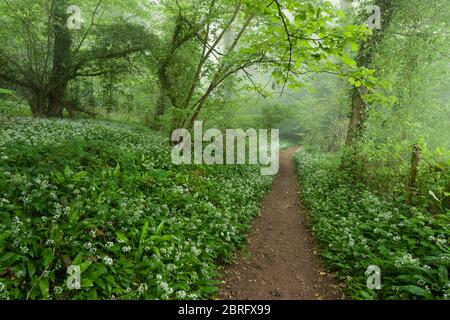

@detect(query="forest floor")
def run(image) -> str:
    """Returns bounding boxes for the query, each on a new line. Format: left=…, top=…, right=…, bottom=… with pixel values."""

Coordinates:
left=218, top=147, right=344, bottom=300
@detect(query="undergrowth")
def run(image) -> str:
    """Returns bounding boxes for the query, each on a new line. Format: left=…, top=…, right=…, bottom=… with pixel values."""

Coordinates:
left=0, top=117, right=272, bottom=299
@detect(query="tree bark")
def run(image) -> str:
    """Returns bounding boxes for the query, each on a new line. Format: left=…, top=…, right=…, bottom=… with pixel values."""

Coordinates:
left=407, top=144, right=421, bottom=205
left=155, top=67, right=170, bottom=120
left=46, top=0, right=72, bottom=117
left=345, top=86, right=368, bottom=146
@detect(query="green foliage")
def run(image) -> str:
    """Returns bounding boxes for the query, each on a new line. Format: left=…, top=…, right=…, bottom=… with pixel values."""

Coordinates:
left=365, top=0, right=450, bottom=150
left=0, top=89, right=15, bottom=97
left=0, top=0, right=448, bottom=302
left=0, top=118, right=271, bottom=299
left=288, top=0, right=450, bottom=300
left=340, top=140, right=450, bottom=212
left=258, top=104, right=293, bottom=129
left=294, top=151, right=450, bottom=300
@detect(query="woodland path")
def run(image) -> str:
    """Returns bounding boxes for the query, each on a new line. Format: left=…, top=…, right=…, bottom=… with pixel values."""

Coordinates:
left=218, top=147, right=344, bottom=300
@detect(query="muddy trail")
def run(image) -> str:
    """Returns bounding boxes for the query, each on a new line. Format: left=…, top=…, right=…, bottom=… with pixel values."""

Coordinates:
left=219, top=147, right=344, bottom=300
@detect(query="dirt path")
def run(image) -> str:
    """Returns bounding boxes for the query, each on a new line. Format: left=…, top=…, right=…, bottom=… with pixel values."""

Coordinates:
left=218, top=147, right=344, bottom=300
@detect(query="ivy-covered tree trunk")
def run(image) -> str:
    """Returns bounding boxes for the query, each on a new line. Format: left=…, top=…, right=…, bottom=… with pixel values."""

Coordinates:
left=102, top=72, right=117, bottom=114
left=155, top=67, right=170, bottom=120
left=46, top=0, right=72, bottom=117
left=153, top=16, right=191, bottom=129
left=345, top=86, right=368, bottom=146
left=87, top=80, right=96, bottom=112
left=29, top=88, right=47, bottom=117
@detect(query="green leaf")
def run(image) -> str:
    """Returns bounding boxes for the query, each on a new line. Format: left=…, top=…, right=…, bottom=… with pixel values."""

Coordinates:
left=342, top=54, right=356, bottom=66
left=295, top=12, right=307, bottom=23
left=72, top=253, right=83, bottom=265
left=155, top=220, right=166, bottom=234
left=81, top=278, right=94, bottom=288
left=135, top=221, right=149, bottom=261
left=116, top=231, right=128, bottom=243
left=27, top=261, right=36, bottom=278
left=438, top=265, right=448, bottom=282
left=94, top=277, right=106, bottom=290
left=428, top=190, right=440, bottom=202
left=86, top=264, right=107, bottom=281
left=44, top=253, right=54, bottom=267
left=114, top=163, right=121, bottom=176
left=80, top=261, right=92, bottom=273
left=0, top=88, right=16, bottom=97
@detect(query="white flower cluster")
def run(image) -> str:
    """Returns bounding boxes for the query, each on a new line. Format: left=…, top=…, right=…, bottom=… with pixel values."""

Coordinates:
left=103, top=256, right=114, bottom=266
left=428, top=235, right=448, bottom=246
left=138, top=283, right=148, bottom=295
left=0, top=117, right=273, bottom=300
left=0, top=283, right=7, bottom=299
left=155, top=274, right=173, bottom=297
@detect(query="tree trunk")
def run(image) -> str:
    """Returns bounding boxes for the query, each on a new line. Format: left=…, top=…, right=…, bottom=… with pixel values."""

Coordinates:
left=30, top=89, right=47, bottom=117
left=155, top=82, right=168, bottom=119
left=345, top=86, right=368, bottom=146
left=344, top=0, right=396, bottom=147
left=153, top=16, right=191, bottom=129
left=47, top=84, right=68, bottom=117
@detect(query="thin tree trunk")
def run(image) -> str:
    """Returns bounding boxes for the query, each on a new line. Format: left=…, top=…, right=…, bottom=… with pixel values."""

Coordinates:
left=155, top=78, right=168, bottom=119
left=153, top=16, right=187, bottom=125
left=30, top=89, right=47, bottom=117
left=345, top=86, right=368, bottom=146
left=344, top=0, right=395, bottom=147
left=47, top=0, right=72, bottom=117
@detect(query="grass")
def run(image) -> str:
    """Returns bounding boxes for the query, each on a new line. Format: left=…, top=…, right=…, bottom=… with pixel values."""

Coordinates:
left=0, top=116, right=272, bottom=300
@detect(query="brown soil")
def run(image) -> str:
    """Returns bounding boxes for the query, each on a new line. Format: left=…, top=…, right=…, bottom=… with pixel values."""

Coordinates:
left=218, top=147, right=344, bottom=300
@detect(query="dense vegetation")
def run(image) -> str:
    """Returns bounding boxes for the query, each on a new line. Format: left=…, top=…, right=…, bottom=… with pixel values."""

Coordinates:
left=289, top=0, right=450, bottom=300
left=295, top=152, right=449, bottom=299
